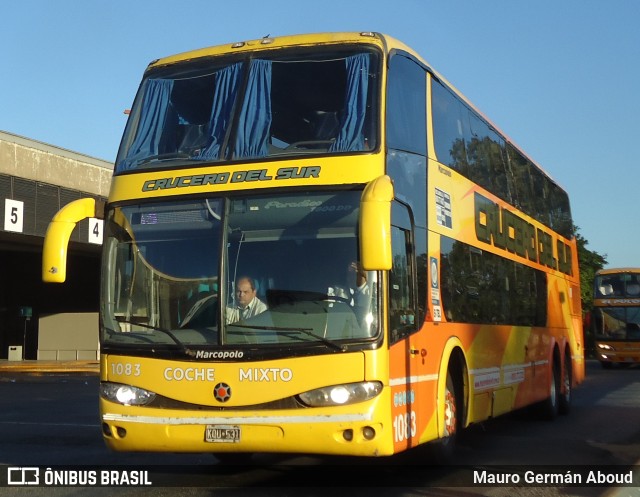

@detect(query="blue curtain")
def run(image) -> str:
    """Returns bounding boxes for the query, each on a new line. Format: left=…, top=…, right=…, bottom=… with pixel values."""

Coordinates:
left=234, top=59, right=272, bottom=158
left=197, top=62, right=244, bottom=160
left=119, top=79, right=174, bottom=171
left=330, top=54, right=370, bottom=152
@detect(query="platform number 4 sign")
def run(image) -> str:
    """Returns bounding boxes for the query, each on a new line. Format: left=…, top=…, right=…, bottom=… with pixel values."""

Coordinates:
left=89, top=218, right=103, bottom=245
left=4, top=199, right=24, bottom=233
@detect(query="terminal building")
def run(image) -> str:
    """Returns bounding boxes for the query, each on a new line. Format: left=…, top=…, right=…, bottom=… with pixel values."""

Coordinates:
left=0, top=130, right=112, bottom=361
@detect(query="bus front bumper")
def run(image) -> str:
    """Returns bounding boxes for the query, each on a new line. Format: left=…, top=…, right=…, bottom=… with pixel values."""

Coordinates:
left=100, top=401, right=391, bottom=457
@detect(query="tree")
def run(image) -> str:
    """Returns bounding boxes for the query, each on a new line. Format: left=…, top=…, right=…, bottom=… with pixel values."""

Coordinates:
left=575, top=225, right=607, bottom=357
left=575, top=225, right=607, bottom=313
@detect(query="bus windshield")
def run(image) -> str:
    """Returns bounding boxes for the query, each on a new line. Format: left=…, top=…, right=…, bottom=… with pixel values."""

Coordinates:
left=115, top=47, right=379, bottom=172
left=100, top=190, right=379, bottom=352
left=592, top=307, right=640, bottom=339
left=595, top=273, right=640, bottom=298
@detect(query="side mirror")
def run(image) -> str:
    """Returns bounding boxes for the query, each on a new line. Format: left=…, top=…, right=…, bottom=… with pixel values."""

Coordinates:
left=359, top=175, right=394, bottom=270
left=42, top=198, right=99, bottom=283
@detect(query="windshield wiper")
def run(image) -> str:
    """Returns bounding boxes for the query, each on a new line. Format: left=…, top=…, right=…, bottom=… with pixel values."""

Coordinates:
left=132, top=153, right=200, bottom=168
left=229, top=324, right=346, bottom=352
left=109, top=320, right=190, bottom=354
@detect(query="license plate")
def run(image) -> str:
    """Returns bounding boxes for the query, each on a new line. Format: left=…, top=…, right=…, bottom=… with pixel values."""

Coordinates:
left=205, top=425, right=241, bottom=443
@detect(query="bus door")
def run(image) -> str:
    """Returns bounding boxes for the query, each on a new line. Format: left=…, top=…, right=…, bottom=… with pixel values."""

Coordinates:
left=388, top=201, right=423, bottom=450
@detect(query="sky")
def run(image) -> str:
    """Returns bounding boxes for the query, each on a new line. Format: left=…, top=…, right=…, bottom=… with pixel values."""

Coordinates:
left=1, top=0, right=638, bottom=268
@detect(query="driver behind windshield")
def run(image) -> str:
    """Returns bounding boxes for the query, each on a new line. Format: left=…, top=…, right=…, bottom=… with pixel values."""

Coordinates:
left=226, top=276, right=268, bottom=324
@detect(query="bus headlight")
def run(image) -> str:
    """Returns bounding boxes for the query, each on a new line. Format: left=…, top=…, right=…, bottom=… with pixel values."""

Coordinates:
left=298, top=381, right=383, bottom=407
left=597, top=343, right=614, bottom=351
left=100, top=382, right=156, bottom=406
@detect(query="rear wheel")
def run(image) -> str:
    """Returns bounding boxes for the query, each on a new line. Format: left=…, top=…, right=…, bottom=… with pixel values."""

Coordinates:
left=539, top=359, right=560, bottom=420
left=559, top=355, right=572, bottom=415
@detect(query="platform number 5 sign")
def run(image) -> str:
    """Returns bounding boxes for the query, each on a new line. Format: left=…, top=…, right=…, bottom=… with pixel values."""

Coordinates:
left=4, top=199, right=24, bottom=233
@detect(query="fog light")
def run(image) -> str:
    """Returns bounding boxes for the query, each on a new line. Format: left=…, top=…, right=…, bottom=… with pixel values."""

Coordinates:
left=343, top=429, right=354, bottom=442
left=362, top=426, right=376, bottom=440
left=116, top=426, right=127, bottom=438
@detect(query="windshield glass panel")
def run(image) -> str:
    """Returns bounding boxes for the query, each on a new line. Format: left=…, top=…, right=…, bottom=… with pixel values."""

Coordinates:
left=595, top=273, right=640, bottom=298
left=222, top=192, right=378, bottom=345
left=593, top=306, right=640, bottom=339
left=101, top=191, right=379, bottom=351
left=115, top=47, right=379, bottom=172
left=101, top=199, right=223, bottom=348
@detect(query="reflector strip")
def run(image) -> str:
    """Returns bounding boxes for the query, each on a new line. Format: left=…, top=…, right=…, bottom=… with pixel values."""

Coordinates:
left=103, top=412, right=373, bottom=425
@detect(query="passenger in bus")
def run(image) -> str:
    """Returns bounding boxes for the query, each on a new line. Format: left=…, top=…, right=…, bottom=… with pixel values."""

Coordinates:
left=599, top=281, right=614, bottom=296
left=226, top=276, right=268, bottom=324
left=327, top=262, right=368, bottom=304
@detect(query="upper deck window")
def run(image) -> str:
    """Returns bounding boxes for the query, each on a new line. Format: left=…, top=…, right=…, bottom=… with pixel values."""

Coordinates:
left=595, top=273, right=640, bottom=298
left=116, top=47, right=379, bottom=173
left=431, top=78, right=573, bottom=239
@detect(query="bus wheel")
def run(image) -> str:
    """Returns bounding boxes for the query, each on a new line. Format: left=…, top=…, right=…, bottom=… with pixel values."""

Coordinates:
left=539, top=360, right=560, bottom=421
left=428, top=370, right=458, bottom=464
left=559, top=355, right=572, bottom=415
left=443, top=372, right=458, bottom=438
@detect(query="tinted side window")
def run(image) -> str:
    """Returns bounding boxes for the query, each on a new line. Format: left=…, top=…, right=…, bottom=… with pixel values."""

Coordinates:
left=440, top=236, right=547, bottom=326
left=433, top=79, right=511, bottom=203
left=467, top=112, right=510, bottom=203
left=431, top=79, right=467, bottom=172
left=389, top=222, right=415, bottom=343
left=548, top=182, right=572, bottom=238
left=506, top=144, right=534, bottom=217
left=386, top=54, right=426, bottom=155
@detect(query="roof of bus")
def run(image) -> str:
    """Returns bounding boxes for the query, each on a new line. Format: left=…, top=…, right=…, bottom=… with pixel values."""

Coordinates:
left=148, top=32, right=395, bottom=68
left=145, top=31, right=566, bottom=195
left=596, top=268, right=640, bottom=275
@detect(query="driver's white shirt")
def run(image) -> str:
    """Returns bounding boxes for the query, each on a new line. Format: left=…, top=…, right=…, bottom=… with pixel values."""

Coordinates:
left=226, top=297, right=267, bottom=324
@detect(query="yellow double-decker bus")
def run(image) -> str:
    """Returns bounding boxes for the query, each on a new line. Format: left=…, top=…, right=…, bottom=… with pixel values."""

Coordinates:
left=591, top=268, right=640, bottom=368
left=42, top=32, right=584, bottom=459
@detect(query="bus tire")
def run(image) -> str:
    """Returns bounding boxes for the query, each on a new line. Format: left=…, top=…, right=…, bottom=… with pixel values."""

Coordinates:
left=428, top=369, right=459, bottom=464
left=539, top=358, right=560, bottom=421
left=559, top=353, right=572, bottom=415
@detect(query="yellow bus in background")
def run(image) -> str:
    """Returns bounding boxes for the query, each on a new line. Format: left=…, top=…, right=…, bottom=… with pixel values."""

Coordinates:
left=591, top=268, right=640, bottom=368
left=42, top=32, right=584, bottom=459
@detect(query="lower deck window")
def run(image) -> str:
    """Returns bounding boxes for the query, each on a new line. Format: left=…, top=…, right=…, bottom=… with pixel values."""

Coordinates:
left=440, top=237, right=547, bottom=326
